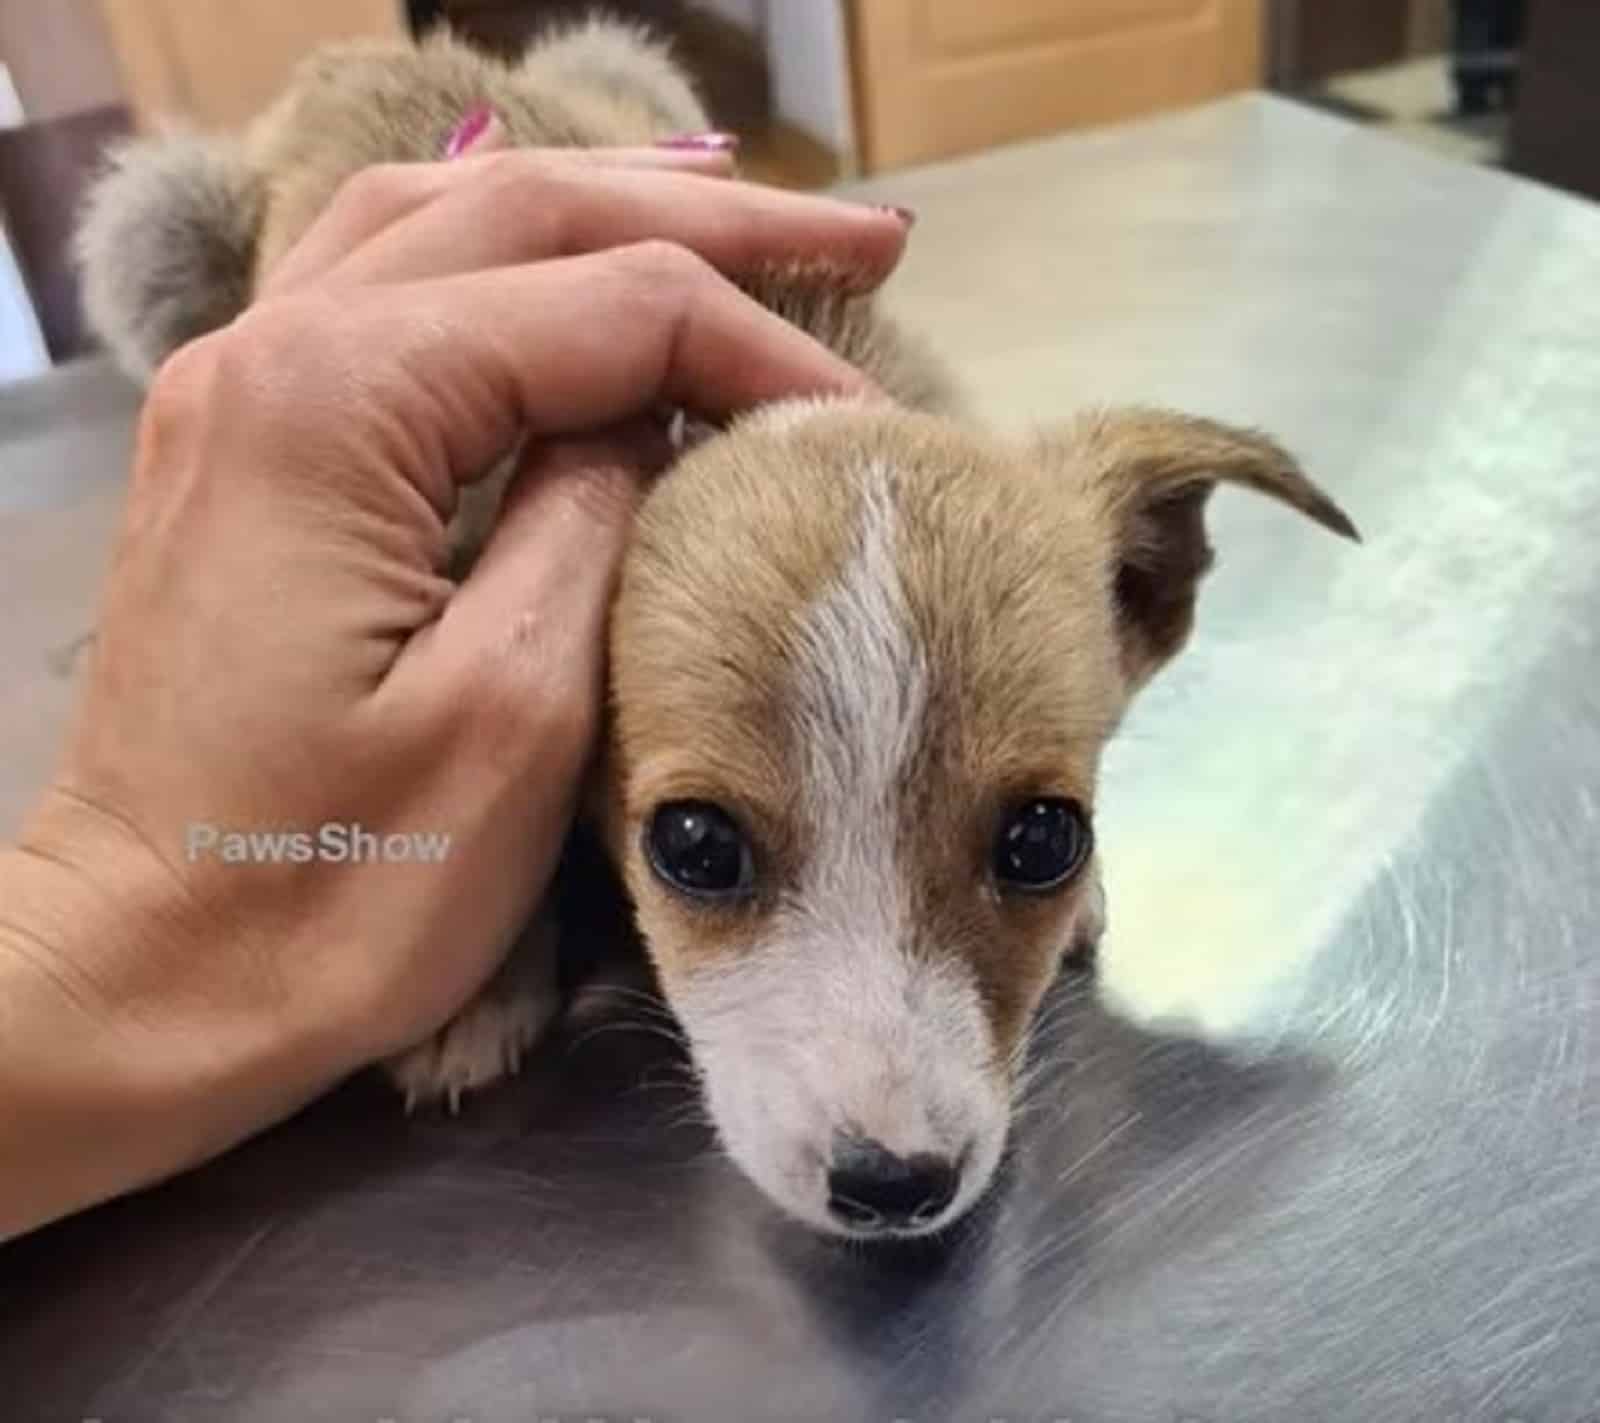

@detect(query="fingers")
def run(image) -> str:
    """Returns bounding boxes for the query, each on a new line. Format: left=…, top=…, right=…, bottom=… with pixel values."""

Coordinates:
left=310, top=240, right=877, bottom=494
left=263, top=143, right=741, bottom=295
left=278, top=153, right=910, bottom=295
left=327, top=161, right=908, bottom=292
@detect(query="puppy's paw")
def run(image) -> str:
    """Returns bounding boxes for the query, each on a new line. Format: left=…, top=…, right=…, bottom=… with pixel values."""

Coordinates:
left=385, top=985, right=560, bottom=1114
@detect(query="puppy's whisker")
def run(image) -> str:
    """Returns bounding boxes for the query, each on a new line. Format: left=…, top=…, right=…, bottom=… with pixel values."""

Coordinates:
left=567, top=1017, right=690, bottom=1056
left=573, top=982, right=675, bottom=1014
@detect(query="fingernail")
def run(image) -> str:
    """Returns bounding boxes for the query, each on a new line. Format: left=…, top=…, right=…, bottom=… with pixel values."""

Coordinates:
left=444, top=104, right=494, bottom=159
left=877, top=204, right=917, bottom=227
left=656, top=131, right=740, bottom=152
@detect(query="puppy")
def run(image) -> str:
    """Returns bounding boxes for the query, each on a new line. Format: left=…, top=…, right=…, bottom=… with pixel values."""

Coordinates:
left=75, top=18, right=1356, bottom=1239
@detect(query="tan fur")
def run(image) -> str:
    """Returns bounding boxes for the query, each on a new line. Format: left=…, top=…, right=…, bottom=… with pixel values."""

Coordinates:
left=73, top=22, right=1357, bottom=1234
left=249, top=26, right=703, bottom=274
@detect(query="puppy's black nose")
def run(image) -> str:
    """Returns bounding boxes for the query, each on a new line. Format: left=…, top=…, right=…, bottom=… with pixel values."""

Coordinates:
left=826, top=1135, right=960, bottom=1231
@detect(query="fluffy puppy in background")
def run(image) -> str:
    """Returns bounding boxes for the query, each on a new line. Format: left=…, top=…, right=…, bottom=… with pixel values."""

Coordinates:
left=76, top=18, right=1356, bottom=1239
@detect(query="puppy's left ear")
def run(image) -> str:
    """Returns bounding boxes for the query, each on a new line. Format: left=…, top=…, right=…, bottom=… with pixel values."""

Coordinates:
left=1040, top=407, right=1358, bottom=689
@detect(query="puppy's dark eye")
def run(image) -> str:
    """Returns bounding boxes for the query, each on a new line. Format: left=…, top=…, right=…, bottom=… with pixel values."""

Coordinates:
left=992, top=798, right=1091, bottom=893
left=645, top=801, right=754, bottom=899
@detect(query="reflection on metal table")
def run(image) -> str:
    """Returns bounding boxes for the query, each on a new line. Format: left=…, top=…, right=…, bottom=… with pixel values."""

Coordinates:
left=2, top=94, right=1598, bottom=1423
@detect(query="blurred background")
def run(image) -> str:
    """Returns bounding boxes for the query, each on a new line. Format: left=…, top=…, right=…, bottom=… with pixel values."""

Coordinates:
left=1, top=0, right=1593, bottom=385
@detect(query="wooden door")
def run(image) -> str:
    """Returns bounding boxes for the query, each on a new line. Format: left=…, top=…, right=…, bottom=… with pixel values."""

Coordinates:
left=97, top=0, right=405, bottom=130
left=849, top=0, right=1264, bottom=171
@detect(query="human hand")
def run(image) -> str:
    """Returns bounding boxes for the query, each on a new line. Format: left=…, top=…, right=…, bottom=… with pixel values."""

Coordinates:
left=0, top=143, right=910, bottom=1236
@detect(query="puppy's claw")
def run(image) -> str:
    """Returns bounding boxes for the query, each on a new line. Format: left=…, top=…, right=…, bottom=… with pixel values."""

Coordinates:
left=385, top=983, right=560, bottom=1112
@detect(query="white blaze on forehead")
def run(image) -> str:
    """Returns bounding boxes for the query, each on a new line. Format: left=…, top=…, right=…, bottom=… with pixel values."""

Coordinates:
left=791, top=462, right=928, bottom=930
left=670, top=463, right=1005, bottom=1227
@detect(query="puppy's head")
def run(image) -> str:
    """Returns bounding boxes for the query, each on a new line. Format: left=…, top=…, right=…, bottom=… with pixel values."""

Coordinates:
left=608, top=400, right=1354, bottom=1237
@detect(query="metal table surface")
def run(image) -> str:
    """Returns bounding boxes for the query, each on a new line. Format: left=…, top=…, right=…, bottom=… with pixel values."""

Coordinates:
left=3, top=94, right=1598, bottom=1422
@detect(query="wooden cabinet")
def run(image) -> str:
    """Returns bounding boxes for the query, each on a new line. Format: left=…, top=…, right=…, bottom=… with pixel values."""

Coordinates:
left=849, top=0, right=1263, bottom=171
left=97, top=0, right=405, bottom=130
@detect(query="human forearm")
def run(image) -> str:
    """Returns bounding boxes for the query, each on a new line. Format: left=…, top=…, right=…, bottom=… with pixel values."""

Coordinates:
left=0, top=828, right=346, bottom=1242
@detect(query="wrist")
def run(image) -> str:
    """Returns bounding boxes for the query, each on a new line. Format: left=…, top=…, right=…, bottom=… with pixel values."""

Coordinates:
left=0, top=793, right=351, bottom=1238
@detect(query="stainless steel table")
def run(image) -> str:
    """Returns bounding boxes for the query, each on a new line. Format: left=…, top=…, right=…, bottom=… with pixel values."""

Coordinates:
left=3, top=95, right=1598, bottom=1422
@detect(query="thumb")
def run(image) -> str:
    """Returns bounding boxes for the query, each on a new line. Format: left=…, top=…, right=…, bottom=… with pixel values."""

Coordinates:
left=388, top=421, right=670, bottom=762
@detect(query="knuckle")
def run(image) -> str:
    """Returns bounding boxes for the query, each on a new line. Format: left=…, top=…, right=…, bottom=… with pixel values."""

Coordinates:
left=143, top=335, right=218, bottom=435
left=479, top=154, right=571, bottom=231
left=235, top=294, right=324, bottom=353
left=611, top=238, right=712, bottom=294
left=211, top=301, right=327, bottom=404
left=136, top=331, right=232, bottom=469
left=482, top=148, right=563, bottom=186
left=141, top=294, right=349, bottom=458
left=256, top=282, right=365, bottom=367
left=334, top=162, right=419, bottom=223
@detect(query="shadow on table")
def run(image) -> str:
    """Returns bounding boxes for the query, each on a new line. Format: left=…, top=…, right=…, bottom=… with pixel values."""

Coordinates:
left=0, top=938, right=1335, bottom=1422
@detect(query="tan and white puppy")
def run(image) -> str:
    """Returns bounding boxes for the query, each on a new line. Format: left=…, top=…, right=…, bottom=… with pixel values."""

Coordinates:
left=75, top=20, right=1356, bottom=1239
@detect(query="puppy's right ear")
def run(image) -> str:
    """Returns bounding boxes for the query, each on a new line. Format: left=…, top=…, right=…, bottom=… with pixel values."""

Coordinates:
left=75, top=133, right=266, bottom=383
left=1039, top=407, right=1357, bottom=690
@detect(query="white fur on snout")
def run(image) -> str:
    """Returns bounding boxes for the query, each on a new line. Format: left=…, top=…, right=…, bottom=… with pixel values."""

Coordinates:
left=674, top=466, right=1008, bottom=1235
left=680, top=928, right=1007, bottom=1235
